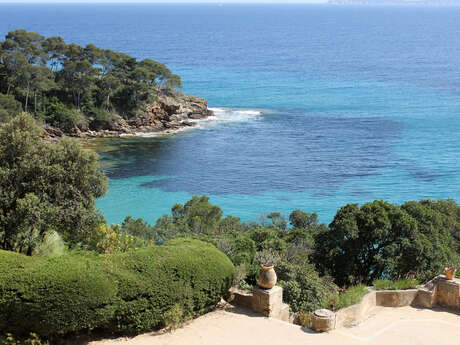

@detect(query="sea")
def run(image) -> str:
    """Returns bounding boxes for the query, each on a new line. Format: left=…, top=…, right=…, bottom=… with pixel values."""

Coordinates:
left=1, top=3, right=459, bottom=226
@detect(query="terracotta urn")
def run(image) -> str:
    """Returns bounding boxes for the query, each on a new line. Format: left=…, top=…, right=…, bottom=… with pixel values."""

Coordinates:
left=445, top=267, right=456, bottom=280
left=257, top=265, right=277, bottom=289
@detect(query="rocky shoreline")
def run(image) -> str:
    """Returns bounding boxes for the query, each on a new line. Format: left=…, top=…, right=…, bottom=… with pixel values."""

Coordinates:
left=43, top=90, right=214, bottom=140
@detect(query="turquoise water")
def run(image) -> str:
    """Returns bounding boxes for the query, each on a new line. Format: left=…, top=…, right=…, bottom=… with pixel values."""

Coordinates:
left=1, top=3, right=459, bottom=225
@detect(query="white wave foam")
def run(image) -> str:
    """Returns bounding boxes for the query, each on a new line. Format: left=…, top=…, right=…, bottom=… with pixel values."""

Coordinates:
left=202, top=107, right=263, bottom=123
left=120, top=107, right=264, bottom=138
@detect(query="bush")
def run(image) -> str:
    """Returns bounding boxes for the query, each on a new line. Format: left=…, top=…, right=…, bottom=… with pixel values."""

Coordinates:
left=373, top=279, right=419, bottom=290
left=31, top=231, right=66, bottom=257
left=88, top=223, right=137, bottom=254
left=0, top=333, right=49, bottom=345
left=0, top=239, right=234, bottom=339
left=44, top=100, right=79, bottom=132
left=0, top=94, right=22, bottom=123
left=277, top=260, right=338, bottom=313
left=296, top=311, right=314, bottom=329
left=323, top=284, right=369, bottom=311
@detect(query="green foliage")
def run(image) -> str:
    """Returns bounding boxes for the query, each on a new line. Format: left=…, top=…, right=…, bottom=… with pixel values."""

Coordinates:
left=0, top=94, right=22, bottom=122
left=0, top=250, right=118, bottom=338
left=277, top=259, right=338, bottom=313
left=163, top=305, right=186, bottom=331
left=296, top=311, right=314, bottom=329
left=289, top=210, right=318, bottom=230
left=0, top=29, right=182, bottom=131
left=401, top=200, right=460, bottom=280
left=232, top=264, right=248, bottom=288
left=31, top=231, right=66, bottom=257
left=88, top=223, right=137, bottom=254
left=314, top=200, right=460, bottom=286
left=43, top=99, right=79, bottom=132
left=323, top=284, right=369, bottom=311
left=255, top=248, right=280, bottom=267
left=174, top=196, right=224, bottom=234
left=267, top=212, right=287, bottom=230
left=373, top=278, right=420, bottom=291
left=0, top=113, right=107, bottom=254
left=0, top=239, right=234, bottom=339
left=418, top=199, right=460, bottom=249
left=151, top=195, right=340, bottom=312
left=121, top=216, right=155, bottom=241
left=0, top=333, right=49, bottom=345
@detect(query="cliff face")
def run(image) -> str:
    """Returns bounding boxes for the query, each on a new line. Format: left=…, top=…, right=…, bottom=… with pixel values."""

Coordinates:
left=128, top=90, right=214, bottom=133
left=44, top=90, right=213, bottom=139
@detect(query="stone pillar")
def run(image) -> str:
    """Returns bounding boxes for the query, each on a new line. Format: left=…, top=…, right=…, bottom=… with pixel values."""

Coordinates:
left=252, top=286, right=290, bottom=321
left=436, top=276, right=460, bottom=311
left=312, top=309, right=336, bottom=332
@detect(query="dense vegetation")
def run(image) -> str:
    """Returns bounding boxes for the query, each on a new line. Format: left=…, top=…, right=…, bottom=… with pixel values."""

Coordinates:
left=0, top=29, right=182, bottom=132
left=314, top=200, right=460, bottom=285
left=0, top=113, right=107, bottom=254
left=0, top=113, right=459, bottom=342
left=145, top=196, right=460, bottom=309
left=0, top=239, right=234, bottom=339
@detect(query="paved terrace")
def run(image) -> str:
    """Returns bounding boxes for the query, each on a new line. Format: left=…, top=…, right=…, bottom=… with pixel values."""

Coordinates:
left=91, top=305, right=460, bottom=345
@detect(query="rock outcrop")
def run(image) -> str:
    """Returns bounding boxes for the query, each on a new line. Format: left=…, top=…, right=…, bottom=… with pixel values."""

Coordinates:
left=43, top=89, right=213, bottom=139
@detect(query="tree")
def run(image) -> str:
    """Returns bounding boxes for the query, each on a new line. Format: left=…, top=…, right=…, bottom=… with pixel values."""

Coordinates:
left=1, top=30, right=184, bottom=131
left=29, top=64, right=55, bottom=113
left=61, top=44, right=95, bottom=110
left=314, top=200, right=459, bottom=286
left=179, top=195, right=223, bottom=234
left=43, top=36, right=67, bottom=72
left=267, top=212, right=287, bottom=230
left=401, top=201, right=459, bottom=279
left=3, top=29, right=46, bottom=65
left=0, top=113, right=108, bottom=254
left=289, top=210, right=319, bottom=230
left=418, top=199, right=460, bottom=251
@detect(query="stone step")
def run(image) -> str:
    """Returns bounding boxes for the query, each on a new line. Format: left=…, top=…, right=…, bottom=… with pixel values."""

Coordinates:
left=277, top=303, right=290, bottom=322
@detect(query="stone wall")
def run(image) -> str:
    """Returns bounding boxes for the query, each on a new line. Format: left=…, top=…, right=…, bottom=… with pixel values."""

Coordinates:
left=376, top=289, right=419, bottom=307
left=228, top=276, right=460, bottom=332
left=335, top=290, right=376, bottom=328
left=311, top=276, right=460, bottom=332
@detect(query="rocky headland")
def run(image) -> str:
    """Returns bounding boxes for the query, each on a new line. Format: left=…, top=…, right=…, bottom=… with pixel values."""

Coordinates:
left=44, top=89, right=214, bottom=139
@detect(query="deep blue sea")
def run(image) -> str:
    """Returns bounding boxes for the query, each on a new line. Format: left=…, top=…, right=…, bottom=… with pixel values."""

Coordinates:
left=1, top=3, right=460, bottom=225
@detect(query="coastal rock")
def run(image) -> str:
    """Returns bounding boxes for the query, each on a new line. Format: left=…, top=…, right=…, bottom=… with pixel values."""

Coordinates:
left=43, top=124, right=64, bottom=140
left=54, top=89, right=214, bottom=138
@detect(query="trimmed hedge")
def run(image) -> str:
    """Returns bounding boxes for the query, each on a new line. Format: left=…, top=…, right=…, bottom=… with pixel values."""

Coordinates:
left=0, top=239, right=234, bottom=338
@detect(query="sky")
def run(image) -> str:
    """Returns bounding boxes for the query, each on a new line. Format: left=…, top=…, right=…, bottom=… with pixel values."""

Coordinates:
left=0, top=0, right=328, bottom=3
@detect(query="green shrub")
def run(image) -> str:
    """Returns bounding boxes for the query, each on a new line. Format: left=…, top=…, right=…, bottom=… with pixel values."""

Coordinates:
left=0, top=94, right=22, bottom=123
left=0, top=333, right=49, bottom=345
left=323, top=284, right=369, bottom=311
left=373, top=278, right=420, bottom=290
left=32, top=231, right=66, bottom=257
left=0, top=239, right=234, bottom=339
left=44, top=100, right=79, bottom=132
left=163, top=304, right=186, bottom=331
left=277, top=260, right=338, bottom=313
left=296, top=311, right=314, bottom=329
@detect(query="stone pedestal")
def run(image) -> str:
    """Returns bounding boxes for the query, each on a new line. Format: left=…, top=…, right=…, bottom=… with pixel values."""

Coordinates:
left=252, top=286, right=290, bottom=321
left=436, top=276, right=460, bottom=310
left=414, top=288, right=437, bottom=308
left=312, top=309, right=336, bottom=332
